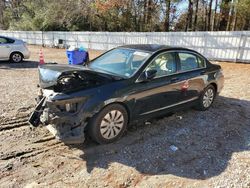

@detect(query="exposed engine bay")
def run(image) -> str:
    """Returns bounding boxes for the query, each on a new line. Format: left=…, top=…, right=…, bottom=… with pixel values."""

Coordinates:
left=38, top=64, right=113, bottom=93
left=28, top=64, right=117, bottom=144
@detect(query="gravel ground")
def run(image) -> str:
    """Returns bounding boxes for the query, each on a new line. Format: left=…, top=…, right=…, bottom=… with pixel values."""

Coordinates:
left=0, top=45, right=250, bottom=188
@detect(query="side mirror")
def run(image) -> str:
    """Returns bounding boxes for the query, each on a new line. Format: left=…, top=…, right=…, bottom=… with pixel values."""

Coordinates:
left=143, top=69, right=157, bottom=81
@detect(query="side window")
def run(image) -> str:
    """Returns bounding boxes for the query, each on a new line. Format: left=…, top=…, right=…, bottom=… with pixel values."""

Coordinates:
left=197, top=56, right=206, bottom=68
left=0, top=37, right=8, bottom=44
left=146, top=52, right=177, bottom=78
left=178, top=52, right=205, bottom=72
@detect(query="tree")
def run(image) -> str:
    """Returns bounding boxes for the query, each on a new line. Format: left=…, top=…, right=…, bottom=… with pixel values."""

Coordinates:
left=0, top=0, right=5, bottom=29
left=193, top=0, right=199, bottom=31
left=232, top=0, right=238, bottom=31
left=207, top=0, right=213, bottom=30
left=236, top=0, right=250, bottom=30
left=185, top=0, right=194, bottom=31
left=212, top=0, right=219, bottom=31
left=164, top=0, right=171, bottom=31
left=1, top=0, right=249, bottom=32
left=219, top=0, right=231, bottom=30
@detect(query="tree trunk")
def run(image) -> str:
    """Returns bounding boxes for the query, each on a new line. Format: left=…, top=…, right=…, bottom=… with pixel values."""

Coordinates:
left=164, top=0, right=171, bottom=31
left=0, top=0, right=5, bottom=29
left=207, top=0, right=213, bottom=31
left=185, top=15, right=189, bottom=31
left=232, top=14, right=237, bottom=31
left=212, top=0, right=218, bottom=31
left=232, top=0, right=237, bottom=31
left=243, top=18, right=250, bottom=30
left=147, top=0, right=153, bottom=31
left=143, top=0, right=147, bottom=24
left=203, top=1, right=208, bottom=31
left=193, top=0, right=199, bottom=31
left=219, top=0, right=231, bottom=31
left=185, top=0, right=193, bottom=31
left=226, top=0, right=234, bottom=31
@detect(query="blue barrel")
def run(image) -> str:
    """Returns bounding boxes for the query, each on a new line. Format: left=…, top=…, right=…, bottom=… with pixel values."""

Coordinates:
left=66, top=50, right=89, bottom=65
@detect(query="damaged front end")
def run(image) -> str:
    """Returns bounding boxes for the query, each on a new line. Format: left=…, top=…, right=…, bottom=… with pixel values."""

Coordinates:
left=28, top=64, right=111, bottom=144
left=29, top=91, right=88, bottom=144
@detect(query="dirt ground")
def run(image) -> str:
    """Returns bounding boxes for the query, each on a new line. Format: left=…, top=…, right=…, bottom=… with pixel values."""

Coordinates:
left=0, top=45, right=250, bottom=188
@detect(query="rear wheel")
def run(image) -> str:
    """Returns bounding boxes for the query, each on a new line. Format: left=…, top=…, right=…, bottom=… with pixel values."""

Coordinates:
left=195, top=85, right=216, bottom=111
left=88, top=104, right=128, bottom=144
left=10, top=52, right=23, bottom=63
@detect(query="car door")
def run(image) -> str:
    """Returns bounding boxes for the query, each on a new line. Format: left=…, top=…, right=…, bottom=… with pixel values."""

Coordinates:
left=0, top=37, right=12, bottom=60
left=131, top=51, right=184, bottom=116
left=175, top=51, right=207, bottom=102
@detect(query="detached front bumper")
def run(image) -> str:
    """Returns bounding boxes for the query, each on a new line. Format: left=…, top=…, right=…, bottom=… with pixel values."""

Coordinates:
left=28, top=96, right=87, bottom=144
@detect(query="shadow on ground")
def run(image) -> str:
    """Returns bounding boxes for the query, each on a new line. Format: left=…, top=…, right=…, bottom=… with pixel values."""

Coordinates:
left=70, top=96, right=250, bottom=180
left=0, top=61, right=39, bottom=69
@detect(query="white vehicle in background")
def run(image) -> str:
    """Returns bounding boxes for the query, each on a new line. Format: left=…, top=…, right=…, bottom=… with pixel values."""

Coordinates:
left=0, top=36, right=30, bottom=63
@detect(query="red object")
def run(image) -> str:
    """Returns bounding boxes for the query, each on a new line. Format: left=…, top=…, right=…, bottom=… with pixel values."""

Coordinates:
left=181, top=80, right=189, bottom=91
left=39, top=49, right=45, bottom=65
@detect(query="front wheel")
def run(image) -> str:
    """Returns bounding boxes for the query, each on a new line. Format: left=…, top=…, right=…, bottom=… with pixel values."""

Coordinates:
left=195, top=85, right=216, bottom=111
left=88, top=104, right=128, bottom=144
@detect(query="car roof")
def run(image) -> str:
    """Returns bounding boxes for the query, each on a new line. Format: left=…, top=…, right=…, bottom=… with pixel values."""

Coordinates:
left=0, top=35, right=17, bottom=40
left=0, top=35, right=9, bottom=38
left=118, top=44, right=192, bottom=53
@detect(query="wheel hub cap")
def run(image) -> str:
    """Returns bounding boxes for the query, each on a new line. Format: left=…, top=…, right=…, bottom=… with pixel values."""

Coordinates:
left=13, top=54, right=21, bottom=62
left=100, top=110, right=124, bottom=139
left=203, top=88, right=214, bottom=108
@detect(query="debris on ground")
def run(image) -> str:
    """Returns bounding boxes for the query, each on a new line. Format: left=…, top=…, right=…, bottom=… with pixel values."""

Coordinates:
left=170, top=145, right=179, bottom=152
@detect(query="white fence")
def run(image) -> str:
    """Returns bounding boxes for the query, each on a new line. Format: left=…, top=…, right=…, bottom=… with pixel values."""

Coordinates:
left=1, top=30, right=250, bottom=62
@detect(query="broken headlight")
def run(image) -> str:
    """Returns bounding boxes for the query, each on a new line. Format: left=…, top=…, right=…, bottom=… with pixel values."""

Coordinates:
left=49, top=96, right=86, bottom=113
left=65, top=103, right=77, bottom=113
left=56, top=102, right=78, bottom=113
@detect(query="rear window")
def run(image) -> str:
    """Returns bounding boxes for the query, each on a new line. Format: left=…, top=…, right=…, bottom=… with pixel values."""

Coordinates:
left=0, top=37, right=15, bottom=44
left=178, top=52, right=205, bottom=71
left=7, top=38, right=15, bottom=43
left=0, top=37, right=8, bottom=44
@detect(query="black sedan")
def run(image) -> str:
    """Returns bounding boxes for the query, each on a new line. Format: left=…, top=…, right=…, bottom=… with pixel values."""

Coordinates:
left=29, top=44, right=224, bottom=144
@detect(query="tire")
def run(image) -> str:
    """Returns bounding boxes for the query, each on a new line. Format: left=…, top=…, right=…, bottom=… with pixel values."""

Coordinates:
left=195, top=85, right=216, bottom=111
left=10, top=52, right=23, bottom=63
left=88, top=104, right=128, bottom=144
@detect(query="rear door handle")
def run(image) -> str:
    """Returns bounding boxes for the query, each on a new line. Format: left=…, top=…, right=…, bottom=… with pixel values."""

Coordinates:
left=200, top=70, right=206, bottom=75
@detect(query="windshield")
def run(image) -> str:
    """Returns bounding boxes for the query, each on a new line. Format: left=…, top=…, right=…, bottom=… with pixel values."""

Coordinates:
left=89, top=48, right=151, bottom=78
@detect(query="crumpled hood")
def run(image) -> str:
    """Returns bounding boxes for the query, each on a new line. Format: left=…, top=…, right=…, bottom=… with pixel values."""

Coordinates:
left=38, top=64, right=112, bottom=92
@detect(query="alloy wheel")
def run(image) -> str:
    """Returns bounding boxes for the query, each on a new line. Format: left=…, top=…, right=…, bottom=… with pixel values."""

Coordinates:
left=203, top=88, right=214, bottom=108
left=12, top=53, right=22, bottom=63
